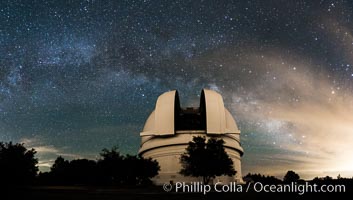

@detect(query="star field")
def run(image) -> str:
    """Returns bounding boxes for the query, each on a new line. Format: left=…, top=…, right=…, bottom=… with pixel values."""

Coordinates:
left=1, top=0, right=353, bottom=178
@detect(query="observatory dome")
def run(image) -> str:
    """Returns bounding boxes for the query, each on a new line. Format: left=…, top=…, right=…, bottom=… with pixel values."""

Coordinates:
left=139, top=89, right=243, bottom=184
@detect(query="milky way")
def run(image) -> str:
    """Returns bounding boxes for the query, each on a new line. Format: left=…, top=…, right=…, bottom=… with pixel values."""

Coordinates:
left=1, top=0, right=353, bottom=178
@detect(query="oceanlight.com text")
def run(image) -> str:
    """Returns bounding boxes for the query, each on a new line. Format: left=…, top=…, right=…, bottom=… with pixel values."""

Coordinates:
left=252, top=182, right=345, bottom=195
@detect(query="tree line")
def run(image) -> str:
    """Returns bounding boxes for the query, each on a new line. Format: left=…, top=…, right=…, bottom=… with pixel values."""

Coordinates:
left=244, top=171, right=353, bottom=189
left=0, top=136, right=237, bottom=187
left=1, top=139, right=353, bottom=189
left=0, top=142, right=159, bottom=187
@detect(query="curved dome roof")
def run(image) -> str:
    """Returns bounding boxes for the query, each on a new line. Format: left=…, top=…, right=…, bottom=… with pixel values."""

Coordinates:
left=141, top=89, right=240, bottom=136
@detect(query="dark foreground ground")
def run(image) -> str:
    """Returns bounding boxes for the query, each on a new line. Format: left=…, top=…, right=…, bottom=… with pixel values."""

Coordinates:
left=2, top=186, right=350, bottom=200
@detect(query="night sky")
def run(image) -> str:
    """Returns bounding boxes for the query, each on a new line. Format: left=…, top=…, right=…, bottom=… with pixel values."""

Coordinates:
left=1, top=0, right=353, bottom=179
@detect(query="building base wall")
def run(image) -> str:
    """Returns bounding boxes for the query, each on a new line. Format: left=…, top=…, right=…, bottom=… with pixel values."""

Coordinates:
left=140, top=135, right=243, bottom=185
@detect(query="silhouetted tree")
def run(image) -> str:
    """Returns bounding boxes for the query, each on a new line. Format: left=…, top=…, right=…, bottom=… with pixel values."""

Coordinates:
left=180, top=137, right=235, bottom=184
left=0, top=142, right=38, bottom=186
left=243, top=173, right=282, bottom=184
left=41, top=156, right=69, bottom=184
left=138, top=156, right=159, bottom=184
left=122, top=155, right=139, bottom=185
left=47, top=156, right=98, bottom=185
left=122, top=155, right=160, bottom=185
left=283, top=170, right=300, bottom=183
left=50, top=156, right=70, bottom=183
left=97, top=147, right=160, bottom=185
left=67, top=159, right=97, bottom=184
left=51, top=156, right=69, bottom=173
left=97, top=146, right=124, bottom=185
left=323, top=175, right=333, bottom=181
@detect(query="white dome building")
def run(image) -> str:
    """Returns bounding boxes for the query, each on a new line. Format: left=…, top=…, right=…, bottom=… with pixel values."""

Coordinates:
left=138, top=89, right=243, bottom=184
